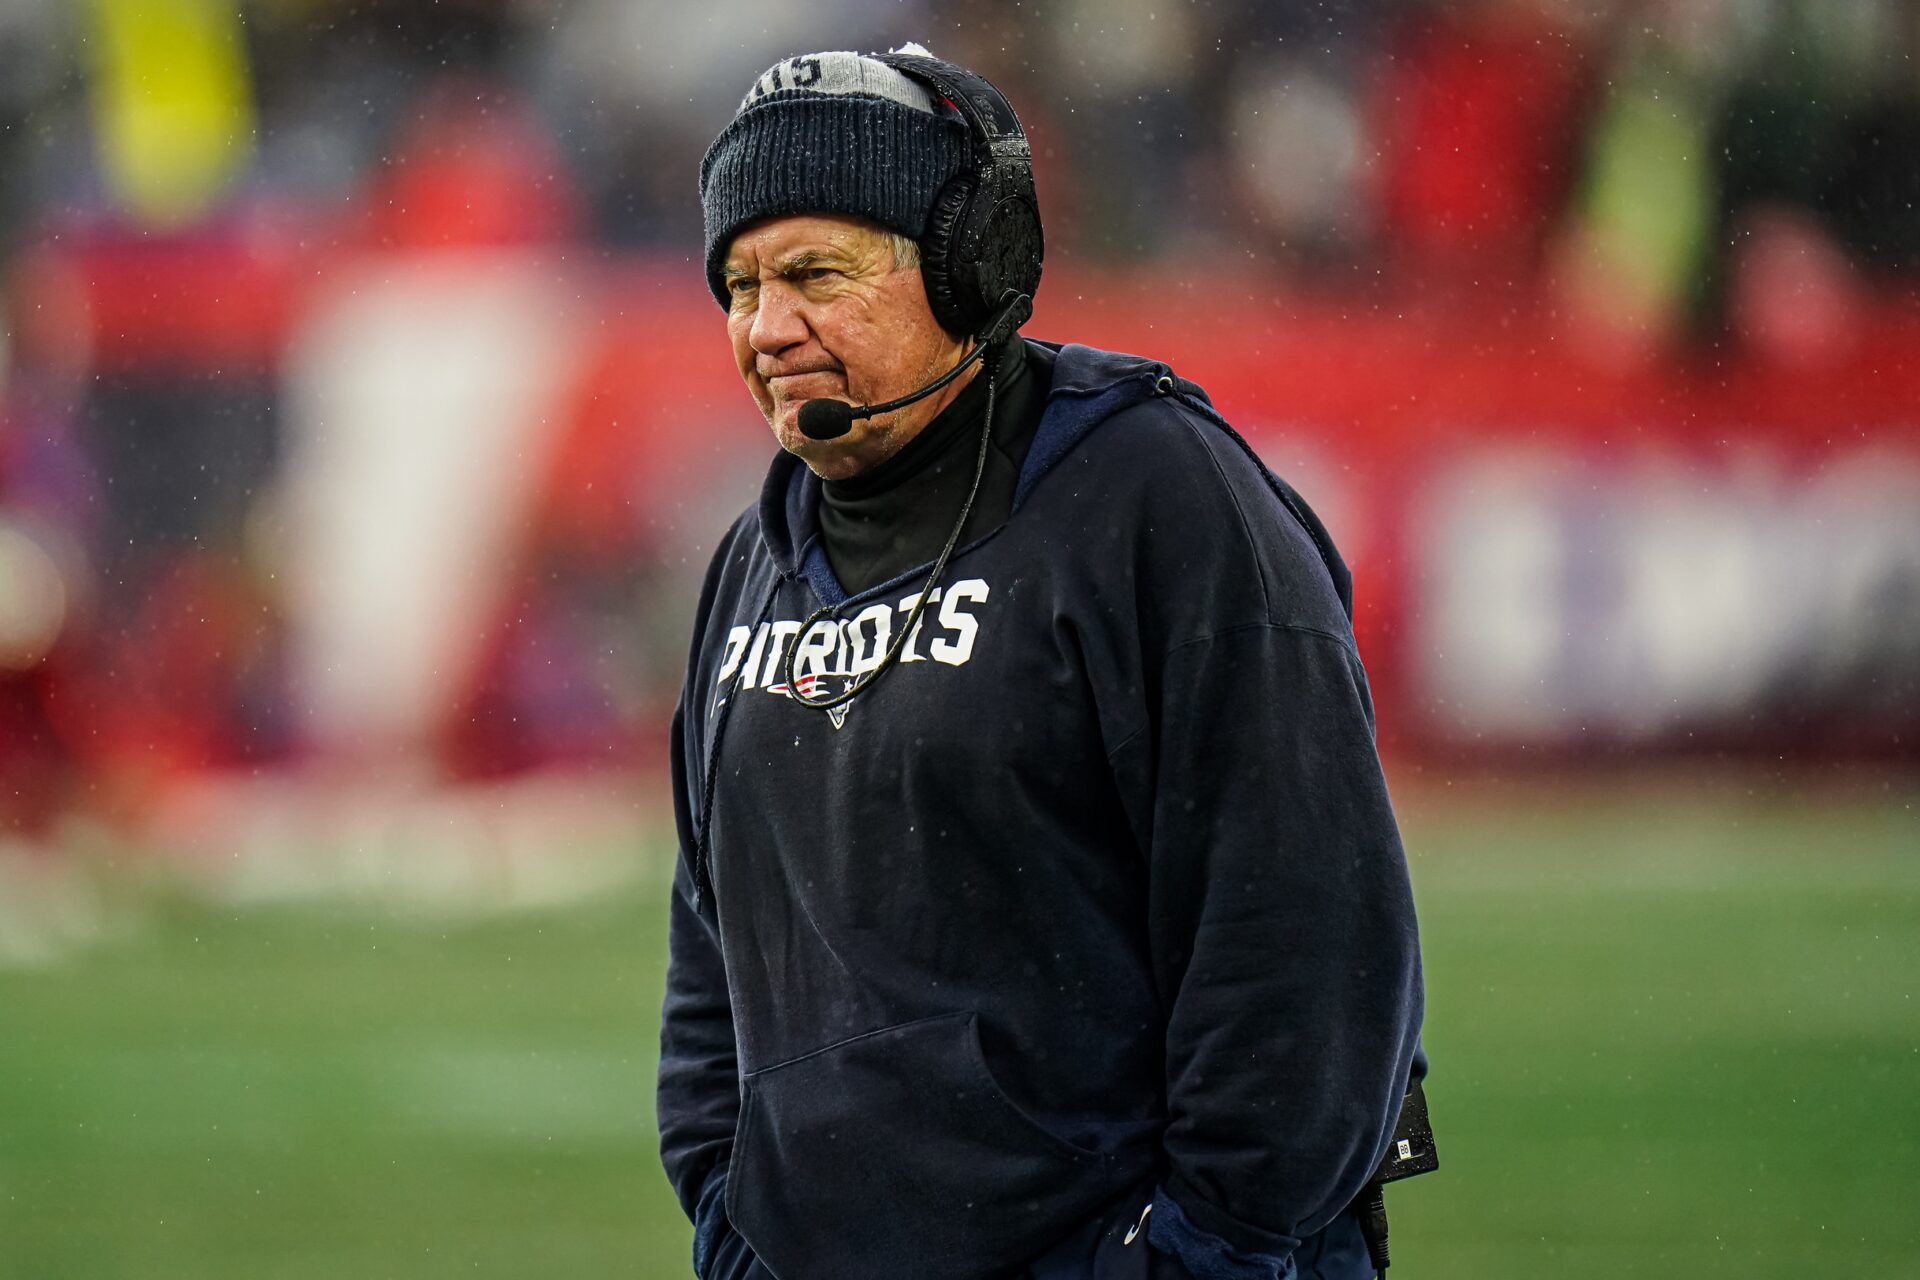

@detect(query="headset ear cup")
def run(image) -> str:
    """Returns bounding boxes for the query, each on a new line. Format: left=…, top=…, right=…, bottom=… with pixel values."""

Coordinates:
left=978, top=178, right=1044, bottom=309
left=920, top=171, right=981, bottom=337
left=876, top=52, right=1044, bottom=335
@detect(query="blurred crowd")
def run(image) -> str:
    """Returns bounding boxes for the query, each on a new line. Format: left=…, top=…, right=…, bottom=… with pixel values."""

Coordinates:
left=4, top=0, right=1917, bottom=326
left=3, top=0, right=1919, bottom=842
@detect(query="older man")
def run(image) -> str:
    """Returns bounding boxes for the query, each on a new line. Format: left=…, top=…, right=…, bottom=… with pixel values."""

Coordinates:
left=657, top=48, right=1427, bottom=1280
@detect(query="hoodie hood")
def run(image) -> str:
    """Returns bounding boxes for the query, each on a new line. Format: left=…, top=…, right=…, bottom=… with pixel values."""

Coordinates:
left=750, top=339, right=1353, bottom=616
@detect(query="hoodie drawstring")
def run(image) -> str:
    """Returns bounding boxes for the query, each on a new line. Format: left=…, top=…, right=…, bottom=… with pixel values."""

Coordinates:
left=689, top=569, right=788, bottom=914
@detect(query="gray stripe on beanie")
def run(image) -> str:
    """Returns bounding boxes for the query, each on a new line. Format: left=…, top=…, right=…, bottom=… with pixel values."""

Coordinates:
left=738, top=50, right=944, bottom=116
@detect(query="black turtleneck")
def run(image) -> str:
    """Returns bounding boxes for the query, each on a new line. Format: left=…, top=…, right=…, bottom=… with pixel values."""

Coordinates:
left=818, top=335, right=1054, bottom=596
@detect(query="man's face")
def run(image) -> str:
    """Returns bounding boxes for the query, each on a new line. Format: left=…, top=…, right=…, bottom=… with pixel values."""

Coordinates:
left=723, top=214, right=973, bottom=481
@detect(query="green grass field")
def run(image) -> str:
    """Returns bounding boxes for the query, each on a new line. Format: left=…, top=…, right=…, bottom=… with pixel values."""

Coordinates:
left=3, top=784, right=1916, bottom=1278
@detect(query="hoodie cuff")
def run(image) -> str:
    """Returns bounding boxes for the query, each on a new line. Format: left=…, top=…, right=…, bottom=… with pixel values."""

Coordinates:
left=691, top=1165, right=731, bottom=1278
left=1147, top=1182, right=1301, bottom=1280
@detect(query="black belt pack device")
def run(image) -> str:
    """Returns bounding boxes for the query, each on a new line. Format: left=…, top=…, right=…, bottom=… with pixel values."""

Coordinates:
left=1372, top=1079, right=1439, bottom=1185
left=1355, top=1080, right=1439, bottom=1275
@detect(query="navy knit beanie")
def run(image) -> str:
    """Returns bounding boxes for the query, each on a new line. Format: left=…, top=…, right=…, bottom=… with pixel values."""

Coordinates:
left=699, top=46, right=971, bottom=309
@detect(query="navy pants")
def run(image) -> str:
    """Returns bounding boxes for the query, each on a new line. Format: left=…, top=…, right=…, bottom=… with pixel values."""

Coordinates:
left=1023, top=1186, right=1374, bottom=1280
left=701, top=1189, right=1373, bottom=1280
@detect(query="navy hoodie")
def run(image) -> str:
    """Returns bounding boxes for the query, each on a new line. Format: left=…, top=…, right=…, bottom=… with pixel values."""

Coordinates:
left=657, top=342, right=1426, bottom=1280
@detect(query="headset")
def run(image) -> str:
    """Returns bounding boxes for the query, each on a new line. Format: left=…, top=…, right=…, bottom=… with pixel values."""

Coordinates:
left=796, top=53, right=1044, bottom=445
left=880, top=51, right=1044, bottom=340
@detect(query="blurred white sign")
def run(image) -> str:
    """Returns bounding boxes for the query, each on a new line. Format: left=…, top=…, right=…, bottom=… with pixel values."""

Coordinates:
left=1415, top=444, right=1920, bottom=742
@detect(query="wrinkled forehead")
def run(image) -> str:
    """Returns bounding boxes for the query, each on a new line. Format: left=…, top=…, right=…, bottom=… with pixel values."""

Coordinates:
left=722, top=213, right=894, bottom=272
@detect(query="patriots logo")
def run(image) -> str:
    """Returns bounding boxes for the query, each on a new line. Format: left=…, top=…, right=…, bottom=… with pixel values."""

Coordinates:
left=789, top=671, right=860, bottom=729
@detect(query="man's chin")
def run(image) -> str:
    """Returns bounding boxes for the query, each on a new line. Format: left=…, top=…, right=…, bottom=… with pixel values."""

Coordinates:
left=776, top=417, right=881, bottom=480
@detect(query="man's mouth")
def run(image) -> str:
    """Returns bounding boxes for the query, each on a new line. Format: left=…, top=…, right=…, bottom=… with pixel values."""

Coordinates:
left=766, top=369, right=842, bottom=387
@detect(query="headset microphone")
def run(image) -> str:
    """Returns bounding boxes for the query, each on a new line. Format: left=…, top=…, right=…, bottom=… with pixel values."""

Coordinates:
left=796, top=291, right=1031, bottom=442
left=794, top=398, right=857, bottom=442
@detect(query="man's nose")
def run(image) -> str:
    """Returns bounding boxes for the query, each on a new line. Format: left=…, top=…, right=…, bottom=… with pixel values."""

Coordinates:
left=748, top=283, right=809, bottom=355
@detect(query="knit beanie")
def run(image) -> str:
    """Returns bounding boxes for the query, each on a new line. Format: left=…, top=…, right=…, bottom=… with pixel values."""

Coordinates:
left=698, top=46, right=971, bottom=309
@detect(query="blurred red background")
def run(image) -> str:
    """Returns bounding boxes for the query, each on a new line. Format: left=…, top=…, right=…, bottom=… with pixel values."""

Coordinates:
left=3, top=0, right=1917, bottom=844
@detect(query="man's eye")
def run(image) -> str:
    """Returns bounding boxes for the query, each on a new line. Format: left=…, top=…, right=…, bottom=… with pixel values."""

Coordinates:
left=728, top=278, right=757, bottom=295
left=799, top=267, right=837, bottom=283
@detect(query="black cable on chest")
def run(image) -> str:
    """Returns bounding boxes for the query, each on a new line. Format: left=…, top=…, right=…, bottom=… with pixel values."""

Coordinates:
left=778, top=370, right=997, bottom=713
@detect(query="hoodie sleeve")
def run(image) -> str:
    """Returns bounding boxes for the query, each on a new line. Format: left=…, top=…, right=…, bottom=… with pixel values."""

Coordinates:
left=657, top=692, right=746, bottom=1265
left=658, top=516, right=781, bottom=1279
left=1112, top=620, right=1425, bottom=1280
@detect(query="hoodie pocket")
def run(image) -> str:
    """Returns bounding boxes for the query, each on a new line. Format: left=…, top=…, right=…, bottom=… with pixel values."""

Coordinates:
left=727, top=1010, right=1125, bottom=1280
